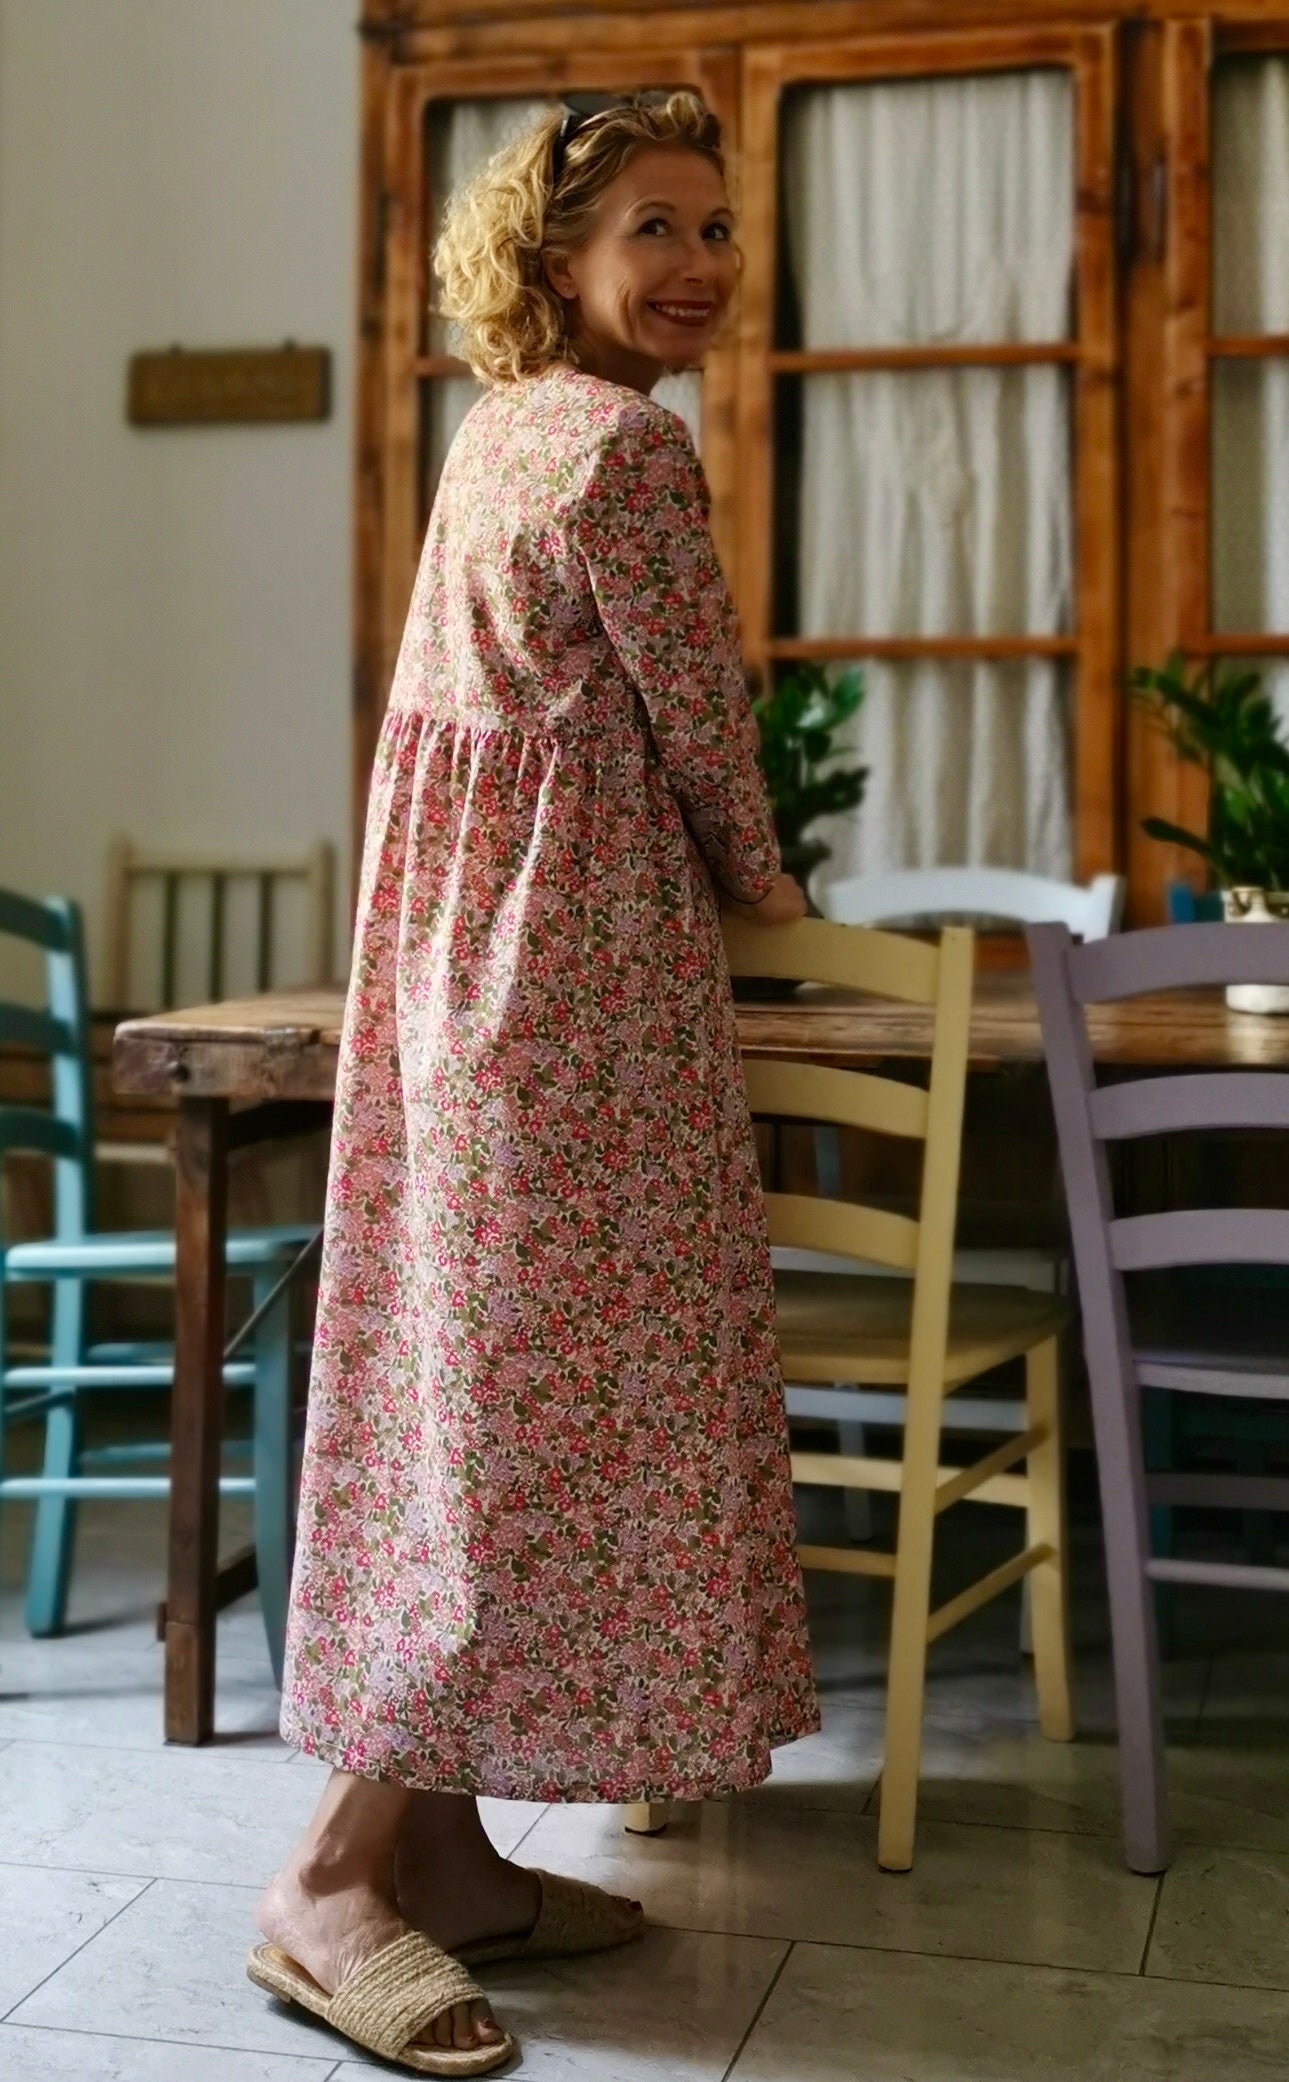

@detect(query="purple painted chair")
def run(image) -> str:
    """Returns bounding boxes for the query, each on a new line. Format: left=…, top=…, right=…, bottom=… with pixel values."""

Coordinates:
left=1028, top=920, right=1289, bottom=1874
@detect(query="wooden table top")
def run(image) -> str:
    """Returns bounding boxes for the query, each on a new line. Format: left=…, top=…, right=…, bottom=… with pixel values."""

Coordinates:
left=111, top=973, right=1289, bottom=1104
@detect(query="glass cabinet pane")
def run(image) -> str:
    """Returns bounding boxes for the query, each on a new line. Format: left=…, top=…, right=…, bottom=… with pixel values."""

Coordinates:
left=779, top=71, right=1074, bottom=350
left=1212, top=59, right=1289, bottom=636
left=797, top=657, right=1073, bottom=892
left=777, top=365, right=1072, bottom=640
left=1212, top=57, right=1289, bottom=337
left=1212, top=363, right=1289, bottom=634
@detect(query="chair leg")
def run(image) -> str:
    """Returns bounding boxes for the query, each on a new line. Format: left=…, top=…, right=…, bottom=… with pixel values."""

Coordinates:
left=838, top=1419, right=875, bottom=1540
left=624, top=1802, right=669, bottom=1834
left=25, top=1284, right=86, bottom=1638
left=252, top=1274, right=296, bottom=1689
left=1098, top=1379, right=1173, bottom=1875
left=876, top=1359, right=942, bottom=1873
left=1025, top=1337, right=1074, bottom=1741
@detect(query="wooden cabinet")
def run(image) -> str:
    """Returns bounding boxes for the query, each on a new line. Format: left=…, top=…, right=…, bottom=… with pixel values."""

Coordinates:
left=355, top=2, right=1289, bottom=922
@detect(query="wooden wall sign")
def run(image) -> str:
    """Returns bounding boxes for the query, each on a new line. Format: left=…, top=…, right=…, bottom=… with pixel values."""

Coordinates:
left=127, top=344, right=331, bottom=426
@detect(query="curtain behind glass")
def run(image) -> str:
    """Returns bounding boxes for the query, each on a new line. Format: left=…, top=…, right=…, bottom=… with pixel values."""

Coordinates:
left=1212, top=59, right=1289, bottom=726
left=781, top=72, right=1075, bottom=881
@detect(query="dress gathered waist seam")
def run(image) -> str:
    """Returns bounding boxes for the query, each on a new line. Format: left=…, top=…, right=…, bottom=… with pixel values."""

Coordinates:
left=386, top=697, right=637, bottom=752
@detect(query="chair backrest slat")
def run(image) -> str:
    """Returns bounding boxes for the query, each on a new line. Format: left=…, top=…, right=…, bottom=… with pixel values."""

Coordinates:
left=1070, top=920, right=1289, bottom=1002
left=1090, top=1070, right=1289, bottom=1139
left=764, top=1190, right=920, bottom=1272
left=0, top=1107, right=81, bottom=1163
left=743, top=1058, right=929, bottom=1141
left=0, top=889, right=95, bottom=1241
left=723, top=914, right=938, bottom=1002
left=0, top=1006, right=74, bottom=1056
left=822, top=867, right=1125, bottom=941
left=0, top=887, right=74, bottom=951
left=1111, top=1207, right=1289, bottom=1272
left=725, top=917, right=973, bottom=1387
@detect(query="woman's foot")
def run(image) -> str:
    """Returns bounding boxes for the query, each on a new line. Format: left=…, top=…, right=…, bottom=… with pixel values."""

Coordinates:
left=258, top=1771, right=503, bottom=2057
left=257, top=1867, right=503, bottom=2055
left=394, top=1790, right=641, bottom=1958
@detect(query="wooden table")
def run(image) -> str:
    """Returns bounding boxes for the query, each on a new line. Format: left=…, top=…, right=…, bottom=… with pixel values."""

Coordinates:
left=113, top=975, right=1289, bottom=1743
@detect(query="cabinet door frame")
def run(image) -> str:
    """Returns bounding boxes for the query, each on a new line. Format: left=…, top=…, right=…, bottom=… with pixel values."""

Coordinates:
left=1159, top=16, right=1289, bottom=860
left=354, top=46, right=741, bottom=846
left=735, top=23, right=1121, bottom=883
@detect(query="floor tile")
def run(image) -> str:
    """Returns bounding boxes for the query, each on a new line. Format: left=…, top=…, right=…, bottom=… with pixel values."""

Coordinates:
left=515, top=1797, right=1157, bottom=1971
left=0, top=1644, right=288, bottom=1757
left=0, top=1863, right=147, bottom=2016
left=731, top=1941, right=1289, bottom=2080
left=1167, top=1732, right=1289, bottom=1854
left=9, top=1879, right=337, bottom=2059
left=478, top=1797, right=550, bottom=1858
left=0, top=2024, right=336, bottom=2081
left=0, top=1741, right=328, bottom=1887
left=909, top=1719, right=1123, bottom=1837
left=906, top=1710, right=1289, bottom=1857
left=1149, top=1842, right=1289, bottom=1991
left=1200, top=1650, right=1289, bottom=1730
left=738, top=1694, right=881, bottom=1817
left=334, top=1925, right=786, bottom=2079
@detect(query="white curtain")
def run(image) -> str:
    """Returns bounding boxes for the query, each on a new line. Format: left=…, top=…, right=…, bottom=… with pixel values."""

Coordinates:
left=424, top=100, right=701, bottom=490
left=780, top=72, right=1075, bottom=883
left=1212, top=59, right=1289, bottom=722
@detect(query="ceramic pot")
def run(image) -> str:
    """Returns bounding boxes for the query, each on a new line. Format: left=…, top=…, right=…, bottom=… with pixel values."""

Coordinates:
left=1222, top=886, right=1289, bottom=1013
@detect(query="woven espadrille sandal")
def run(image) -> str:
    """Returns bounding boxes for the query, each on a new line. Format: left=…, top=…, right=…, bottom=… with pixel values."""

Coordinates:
left=457, top=1870, right=645, bottom=1969
left=247, top=1930, right=515, bottom=2075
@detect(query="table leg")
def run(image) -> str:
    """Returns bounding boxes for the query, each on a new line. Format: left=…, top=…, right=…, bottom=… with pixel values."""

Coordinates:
left=165, top=1097, right=229, bottom=1743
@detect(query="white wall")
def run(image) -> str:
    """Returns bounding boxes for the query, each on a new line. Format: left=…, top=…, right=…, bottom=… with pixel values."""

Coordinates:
left=0, top=0, right=358, bottom=1002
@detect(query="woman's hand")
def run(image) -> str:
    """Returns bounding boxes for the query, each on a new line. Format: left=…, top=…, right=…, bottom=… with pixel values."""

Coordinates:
left=723, top=872, right=808, bottom=927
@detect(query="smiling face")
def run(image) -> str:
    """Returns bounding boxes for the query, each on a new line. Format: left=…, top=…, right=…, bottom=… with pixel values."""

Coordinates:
left=544, top=145, right=738, bottom=393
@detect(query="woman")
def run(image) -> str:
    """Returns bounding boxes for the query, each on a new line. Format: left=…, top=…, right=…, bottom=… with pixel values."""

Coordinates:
left=251, top=90, right=818, bottom=2075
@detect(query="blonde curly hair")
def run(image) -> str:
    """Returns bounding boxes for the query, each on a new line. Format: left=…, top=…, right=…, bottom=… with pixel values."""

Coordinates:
left=433, top=91, right=729, bottom=385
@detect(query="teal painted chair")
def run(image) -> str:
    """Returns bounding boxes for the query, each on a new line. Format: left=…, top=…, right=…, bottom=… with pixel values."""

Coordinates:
left=0, top=887, right=319, bottom=1681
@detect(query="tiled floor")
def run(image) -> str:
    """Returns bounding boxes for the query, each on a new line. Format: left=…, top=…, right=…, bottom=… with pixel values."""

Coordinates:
left=1, top=1473, right=1287, bottom=2078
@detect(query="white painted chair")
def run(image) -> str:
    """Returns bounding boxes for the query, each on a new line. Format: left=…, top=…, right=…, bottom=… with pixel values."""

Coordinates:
left=800, top=868, right=1123, bottom=1545
left=818, top=868, right=1124, bottom=941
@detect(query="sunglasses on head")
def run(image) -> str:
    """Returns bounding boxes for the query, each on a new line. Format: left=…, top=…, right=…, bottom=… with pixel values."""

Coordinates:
left=549, top=89, right=718, bottom=189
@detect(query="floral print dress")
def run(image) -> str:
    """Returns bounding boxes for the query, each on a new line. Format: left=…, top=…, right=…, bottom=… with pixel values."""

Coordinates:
left=281, top=363, right=819, bottom=1800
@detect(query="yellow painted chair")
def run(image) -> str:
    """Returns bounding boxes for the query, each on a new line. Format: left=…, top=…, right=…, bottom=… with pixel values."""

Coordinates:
left=719, top=915, right=1073, bottom=1870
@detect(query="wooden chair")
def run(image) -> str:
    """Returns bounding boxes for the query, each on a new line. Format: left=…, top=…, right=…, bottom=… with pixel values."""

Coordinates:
left=805, top=867, right=1121, bottom=1550
left=819, top=867, right=1125, bottom=942
left=103, top=838, right=335, bottom=1013
left=1031, top=918, right=1289, bottom=1873
left=0, top=887, right=318, bottom=1677
left=1152, top=879, right=1286, bottom=1633
left=98, top=840, right=336, bottom=1224
left=726, top=915, right=1073, bottom=1869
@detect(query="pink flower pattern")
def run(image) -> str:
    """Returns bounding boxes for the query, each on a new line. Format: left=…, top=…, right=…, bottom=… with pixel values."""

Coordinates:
left=280, top=365, right=819, bottom=1799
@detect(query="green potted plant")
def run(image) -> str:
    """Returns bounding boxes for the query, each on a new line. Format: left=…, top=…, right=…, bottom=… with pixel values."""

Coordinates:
left=1133, top=652, right=1289, bottom=1011
left=751, top=662, right=868, bottom=905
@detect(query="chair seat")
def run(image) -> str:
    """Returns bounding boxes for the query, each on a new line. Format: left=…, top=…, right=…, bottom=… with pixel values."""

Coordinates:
left=5, top=1223, right=318, bottom=1278
left=775, top=1270, right=1069, bottom=1388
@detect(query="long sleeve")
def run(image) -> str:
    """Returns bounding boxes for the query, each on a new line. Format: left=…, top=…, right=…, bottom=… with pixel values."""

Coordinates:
left=576, top=406, right=780, bottom=904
